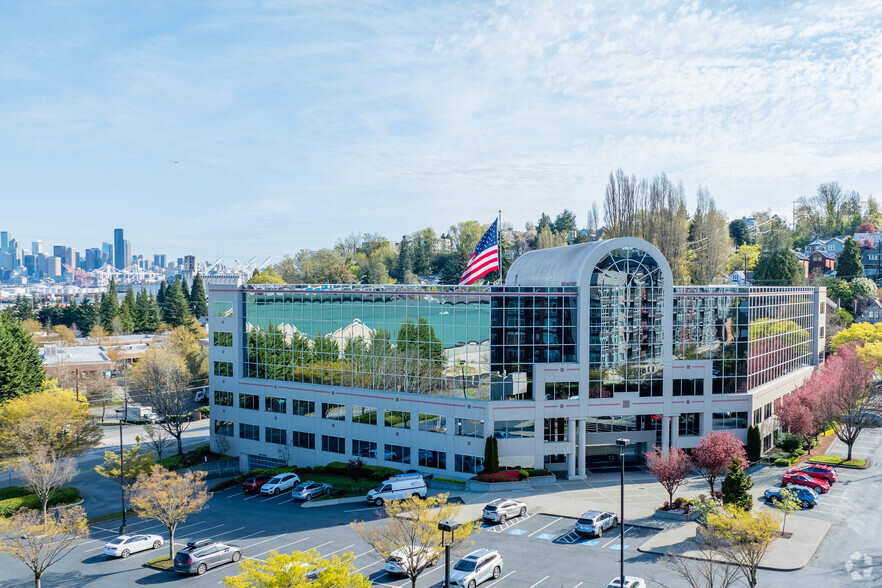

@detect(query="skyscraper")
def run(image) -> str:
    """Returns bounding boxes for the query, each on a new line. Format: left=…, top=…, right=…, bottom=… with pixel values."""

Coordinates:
left=114, top=228, right=125, bottom=270
left=1, top=232, right=8, bottom=251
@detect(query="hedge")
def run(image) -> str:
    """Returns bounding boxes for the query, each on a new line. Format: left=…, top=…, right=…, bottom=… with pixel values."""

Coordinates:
left=0, top=487, right=31, bottom=501
left=808, top=455, right=868, bottom=468
left=433, top=477, right=466, bottom=486
left=0, top=487, right=81, bottom=517
left=476, top=471, right=520, bottom=483
left=210, top=463, right=404, bottom=492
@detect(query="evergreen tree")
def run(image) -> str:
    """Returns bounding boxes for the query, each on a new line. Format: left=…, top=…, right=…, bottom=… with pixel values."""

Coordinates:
left=65, top=299, right=79, bottom=331
left=729, top=219, right=752, bottom=247
left=413, top=237, right=433, bottom=275
left=11, top=297, right=35, bottom=321
left=122, top=288, right=136, bottom=320
left=99, top=279, right=120, bottom=331
left=181, top=277, right=190, bottom=302
left=157, top=280, right=167, bottom=310
left=75, top=299, right=98, bottom=334
left=146, top=294, right=162, bottom=332
left=746, top=425, right=762, bottom=463
left=721, top=457, right=754, bottom=511
left=394, top=236, right=413, bottom=282
left=439, top=255, right=465, bottom=285
left=162, top=277, right=191, bottom=327
left=837, top=236, right=863, bottom=281
left=119, top=302, right=135, bottom=334
left=753, top=249, right=803, bottom=286
left=483, top=436, right=499, bottom=474
left=553, top=209, right=578, bottom=234
left=134, top=289, right=149, bottom=332
left=0, top=313, right=45, bottom=401
left=189, top=274, right=208, bottom=318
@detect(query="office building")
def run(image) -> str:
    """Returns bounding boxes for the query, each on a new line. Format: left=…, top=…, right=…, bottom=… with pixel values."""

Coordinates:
left=31, top=241, right=42, bottom=255
left=154, top=254, right=167, bottom=269
left=206, top=238, right=823, bottom=476
left=0, top=232, right=7, bottom=251
left=114, top=228, right=125, bottom=270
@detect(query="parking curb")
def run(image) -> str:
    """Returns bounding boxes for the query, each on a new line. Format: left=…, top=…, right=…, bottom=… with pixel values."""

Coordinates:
left=301, top=496, right=366, bottom=508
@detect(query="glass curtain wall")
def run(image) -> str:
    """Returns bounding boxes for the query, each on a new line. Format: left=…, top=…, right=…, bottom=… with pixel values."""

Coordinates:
left=587, top=248, right=665, bottom=398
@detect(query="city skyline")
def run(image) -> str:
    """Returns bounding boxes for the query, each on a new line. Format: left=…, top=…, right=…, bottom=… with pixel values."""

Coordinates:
left=2, top=1, right=881, bottom=260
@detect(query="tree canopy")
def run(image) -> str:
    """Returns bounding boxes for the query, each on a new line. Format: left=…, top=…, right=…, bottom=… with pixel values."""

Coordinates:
left=0, top=313, right=44, bottom=402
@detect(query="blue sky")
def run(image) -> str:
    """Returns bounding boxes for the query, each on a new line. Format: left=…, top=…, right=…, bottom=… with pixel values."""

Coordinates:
left=2, top=0, right=882, bottom=262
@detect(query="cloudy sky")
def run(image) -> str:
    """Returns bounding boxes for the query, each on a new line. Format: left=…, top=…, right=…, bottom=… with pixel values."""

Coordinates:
left=2, top=0, right=882, bottom=262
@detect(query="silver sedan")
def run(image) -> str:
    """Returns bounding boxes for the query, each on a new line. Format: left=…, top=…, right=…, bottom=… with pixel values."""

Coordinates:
left=291, top=481, right=333, bottom=501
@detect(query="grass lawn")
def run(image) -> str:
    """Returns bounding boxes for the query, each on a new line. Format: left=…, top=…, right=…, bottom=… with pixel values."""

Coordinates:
left=145, top=556, right=174, bottom=570
left=300, top=474, right=378, bottom=497
left=808, top=455, right=868, bottom=468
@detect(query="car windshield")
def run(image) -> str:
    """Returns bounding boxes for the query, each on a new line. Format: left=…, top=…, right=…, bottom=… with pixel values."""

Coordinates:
left=484, top=505, right=497, bottom=511
left=109, top=538, right=125, bottom=544
left=454, top=559, right=477, bottom=572
left=268, top=477, right=282, bottom=484
left=294, top=484, right=306, bottom=491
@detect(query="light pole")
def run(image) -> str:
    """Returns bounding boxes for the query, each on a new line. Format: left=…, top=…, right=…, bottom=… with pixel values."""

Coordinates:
left=616, top=438, right=629, bottom=587
left=438, top=519, right=461, bottom=588
left=118, top=394, right=129, bottom=535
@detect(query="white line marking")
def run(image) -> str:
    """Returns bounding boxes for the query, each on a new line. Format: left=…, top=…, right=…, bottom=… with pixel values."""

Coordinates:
left=323, top=544, right=355, bottom=557
left=227, top=491, right=245, bottom=498
left=213, top=526, right=246, bottom=537
left=260, top=493, right=288, bottom=502
left=354, top=548, right=377, bottom=558
left=601, top=525, right=632, bottom=548
left=344, top=506, right=381, bottom=512
left=252, top=537, right=311, bottom=558
left=241, top=534, right=285, bottom=550
left=527, top=517, right=562, bottom=537
left=485, top=570, right=516, bottom=587
left=309, top=540, right=334, bottom=551
left=234, top=529, right=267, bottom=541
left=573, top=583, right=584, bottom=588
left=529, top=577, right=549, bottom=587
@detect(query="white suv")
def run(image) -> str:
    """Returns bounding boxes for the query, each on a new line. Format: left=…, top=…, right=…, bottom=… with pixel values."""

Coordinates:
left=259, top=473, right=301, bottom=495
left=575, top=510, right=618, bottom=537
left=448, top=549, right=503, bottom=587
left=384, top=545, right=439, bottom=576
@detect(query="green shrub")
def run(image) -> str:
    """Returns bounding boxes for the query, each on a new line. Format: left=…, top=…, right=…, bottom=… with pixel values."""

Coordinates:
left=483, top=437, right=500, bottom=474
left=0, top=487, right=30, bottom=501
left=774, top=458, right=792, bottom=467
left=363, top=465, right=403, bottom=481
left=517, top=469, right=529, bottom=480
left=768, top=451, right=791, bottom=461
left=524, top=468, right=551, bottom=477
left=0, top=487, right=81, bottom=517
left=746, top=425, right=762, bottom=462
left=777, top=433, right=802, bottom=454
left=433, top=477, right=466, bottom=486
left=197, top=406, right=210, bottom=416
left=324, top=462, right=349, bottom=475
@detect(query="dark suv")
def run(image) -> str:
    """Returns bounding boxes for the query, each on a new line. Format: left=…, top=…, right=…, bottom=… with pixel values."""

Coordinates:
left=173, top=539, right=242, bottom=575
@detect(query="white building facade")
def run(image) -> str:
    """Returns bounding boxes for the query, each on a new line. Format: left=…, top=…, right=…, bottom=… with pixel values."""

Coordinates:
left=208, top=238, right=825, bottom=478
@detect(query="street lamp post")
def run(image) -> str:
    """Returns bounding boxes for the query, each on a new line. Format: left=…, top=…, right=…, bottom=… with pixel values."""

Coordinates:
left=616, top=438, right=630, bottom=587
left=118, top=395, right=129, bottom=535
left=438, top=519, right=461, bottom=588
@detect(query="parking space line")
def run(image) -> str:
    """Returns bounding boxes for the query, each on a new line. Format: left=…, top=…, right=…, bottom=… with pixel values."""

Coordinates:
left=309, top=540, right=334, bottom=551
left=243, top=494, right=261, bottom=500
left=260, top=493, right=289, bottom=502
left=573, top=583, right=583, bottom=588
left=180, top=522, right=226, bottom=536
left=527, top=517, right=562, bottom=537
left=213, top=526, right=246, bottom=537
left=345, top=506, right=381, bottom=512
left=485, top=570, right=516, bottom=586
left=324, top=544, right=355, bottom=557
left=601, top=526, right=632, bottom=548
left=354, top=548, right=377, bottom=558
left=226, top=491, right=245, bottom=498
left=355, top=560, right=383, bottom=573
left=252, top=536, right=311, bottom=558
left=235, top=529, right=268, bottom=541
left=529, top=577, right=549, bottom=587
left=241, top=534, right=286, bottom=550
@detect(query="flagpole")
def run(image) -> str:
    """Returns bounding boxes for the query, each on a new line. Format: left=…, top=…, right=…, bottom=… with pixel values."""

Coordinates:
left=497, top=210, right=502, bottom=285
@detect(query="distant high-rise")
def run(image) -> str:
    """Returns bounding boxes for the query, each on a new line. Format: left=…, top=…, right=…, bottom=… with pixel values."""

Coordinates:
left=114, top=228, right=125, bottom=270
left=154, top=254, right=167, bottom=268
left=0, top=232, right=7, bottom=251
left=123, top=239, right=131, bottom=269
left=31, top=240, right=42, bottom=255
left=85, top=248, right=101, bottom=271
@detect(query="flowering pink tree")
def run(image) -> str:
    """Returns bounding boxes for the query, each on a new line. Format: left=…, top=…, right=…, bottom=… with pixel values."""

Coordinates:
left=816, top=344, right=882, bottom=460
left=645, top=446, right=693, bottom=507
left=691, top=431, right=748, bottom=496
left=775, top=375, right=826, bottom=454
left=858, top=222, right=877, bottom=234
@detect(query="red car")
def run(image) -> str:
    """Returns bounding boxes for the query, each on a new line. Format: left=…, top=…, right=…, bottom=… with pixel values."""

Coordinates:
left=243, top=474, right=271, bottom=494
left=782, top=471, right=830, bottom=493
left=786, top=464, right=838, bottom=485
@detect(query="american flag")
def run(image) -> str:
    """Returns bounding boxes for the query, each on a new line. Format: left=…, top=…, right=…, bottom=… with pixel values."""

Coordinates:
left=459, top=219, right=500, bottom=285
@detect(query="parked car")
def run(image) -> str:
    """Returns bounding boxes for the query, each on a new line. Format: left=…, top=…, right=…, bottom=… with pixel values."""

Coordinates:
left=787, top=464, right=838, bottom=484
left=103, top=534, right=164, bottom=558
left=366, top=473, right=427, bottom=506
left=605, top=577, right=647, bottom=588
left=243, top=474, right=271, bottom=494
left=782, top=471, right=830, bottom=493
left=482, top=498, right=527, bottom=523
left=291, top=481, right=333, bottom=501
left=384, top=545, right=440, bottom=576
left=448, top=548, right=503, bottom=587
left=173, top=539, right=242, bottom=575
left=764, top=486, right=819, bottom=509
left=260, top=473, right=301, bottom=495
left=575, top=510, right=618, bottom=537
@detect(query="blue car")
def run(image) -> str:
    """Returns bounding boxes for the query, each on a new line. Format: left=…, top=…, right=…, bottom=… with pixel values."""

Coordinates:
left=764, top=486, right=818, bottom=508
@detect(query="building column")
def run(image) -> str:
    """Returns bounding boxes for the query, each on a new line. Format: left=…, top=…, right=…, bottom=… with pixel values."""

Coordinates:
left=566, top=419, right=577, bottom=479
left=669, top=415, right=680, bottom=450
left=576, top=419, right=586, bottom=477
left=661, top=416, right=671, bottom=452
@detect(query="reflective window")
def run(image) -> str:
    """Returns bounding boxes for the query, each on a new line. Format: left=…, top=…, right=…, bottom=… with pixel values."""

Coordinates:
left=239, top=393, right=259, bottom=411
left=293, top=400, right=315, bottom=417
left=455, top=454, right=483, bottom=474
left=672, top=379, right=704, bottom=396
left=712, top=412, right=748, bottom=430
left=352, top=439, right=377, bottom=458
left=585, top=415, right=637, bottom=433
left=292, top=431, right=315, bottom=449
left=455, top=418, right=484, bottom=438
left=213, top=332, right=233, bottom=347
left=322, top=435, right=345, bottom=454
left=265, top=396, right=286, bottom=414
left=213, top=420, right=233, bottom=436
left=213, top=301, right=233, bottom=317
left=545, top=382, right=579, bottom=400
left=214, top=390, right=233, bottom=406
left=679, top=413, right=701, bottom=436
left=419, top=449, right=447, bottom=469
left=322, top=403, right=345, bottom=421
left=214, top=361, right=233, bottom=377
left=239, top=423, right=259, bottom=440
left=265, top=427, right=286, bottom=445
left=384, top=444, right=411, bottom=464
left=493, top=420, right=534, bottom=439
left=544, top=418, right=568, bottom=442
left=352, top=406, right=377, bottom=425
left=385, top=410, right=411, bottom=428
left=418, top=414, right=446, bottom=434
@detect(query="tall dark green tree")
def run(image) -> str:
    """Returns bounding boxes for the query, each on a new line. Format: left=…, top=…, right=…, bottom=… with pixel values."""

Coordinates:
left=75, top=299, right=98, bottom=334
left=536, top=213, right=553, bottom=234
left=146, top=294, right=162, bottom=332
left=721, top=457, right=754, bottom=511
left=161, top=277, right=191, bottom=327
left=0, top=313, right=45, bottom=401
left=746, top=426, right=762, bottom=463
left=99, top=279, right=120, bottom=331
left=133, top=289, right=148, bottom=332
left=729, top=219, right=752, bottom=247
left=189, top=274, right=208, bottom=318
left=412, top=234, right=434, bottom=275
left=10, top=297, right=35, bottom=322
left=65, top=299, right=79, bottom=331
left=483, top=436, right=499, bottom=474
left=837, top=236, right=863, bottom=281
left=553, top=209, right=578, bottom=234
left=394, top=236, right=414, bottom=282
left=181, top=277, right=190, bottom=302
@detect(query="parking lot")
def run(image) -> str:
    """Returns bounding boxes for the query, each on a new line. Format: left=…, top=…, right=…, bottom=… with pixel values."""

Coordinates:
left=0, top=480, right=666, bottom=588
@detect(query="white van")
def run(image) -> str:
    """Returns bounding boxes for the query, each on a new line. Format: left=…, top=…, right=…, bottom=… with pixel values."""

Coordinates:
left=366, top=473, right=427, bottom=506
